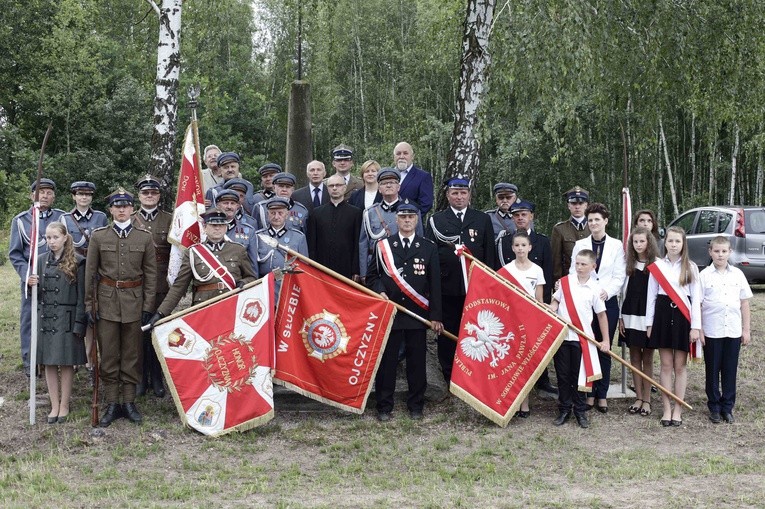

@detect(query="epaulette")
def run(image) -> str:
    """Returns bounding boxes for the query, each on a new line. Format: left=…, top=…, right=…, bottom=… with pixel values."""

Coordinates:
left=91, top=225, right=109, bottom=233
left=484, top=208, right=498, bottom=214
left=553, top=220, right=568, bottom=227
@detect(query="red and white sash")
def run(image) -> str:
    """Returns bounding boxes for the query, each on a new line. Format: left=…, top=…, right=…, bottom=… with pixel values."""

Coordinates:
left=646, top=260, right=702, bottom=359
left=559, top=275, right=602, bottom=392
left=191, top=243, right=236, bottom=290
left=377, top=238, right=429, bottom=310
left=453, top=244, right=473, bottom=293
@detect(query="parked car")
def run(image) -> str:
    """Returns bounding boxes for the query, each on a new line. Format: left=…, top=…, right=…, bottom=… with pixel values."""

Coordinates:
left=661, top=206, right=765, bottom=283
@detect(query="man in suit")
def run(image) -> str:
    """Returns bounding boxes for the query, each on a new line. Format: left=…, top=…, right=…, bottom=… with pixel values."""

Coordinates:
left=394, top=141, right=434, bottom=215
left=85, top=188, right=157, bottom=426
left=425, top=178, right=495, bottom=383
left=331, top=144, right=363, bottom=199
left=9, top=178, right=65, bottom=376
left=201, top=144, right=222, bottom=193
left=366, top=201, right=443, bottom=421
left=293, top=160, right=329, bottom=213
left=551, top=186, right=590, bottom=282
left=131, top=175, right=172, bottom=398
left=496, top=199, right=558, bottom=396
left=307, top=174, right=362, bottom=279
left=485, top=182, right=519, bottom=240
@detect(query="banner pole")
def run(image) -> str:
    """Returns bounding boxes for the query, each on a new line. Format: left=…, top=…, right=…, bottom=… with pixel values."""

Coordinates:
left=461, top=252, right=692, bottom=411
left=259, top=235, right=459, bottom=342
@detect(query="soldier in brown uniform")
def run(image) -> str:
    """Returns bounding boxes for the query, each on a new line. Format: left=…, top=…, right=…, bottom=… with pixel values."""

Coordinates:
left=85, top=188, right=157, bottom=427
left=131, top=175, right=172, bottom=398
left=152, top=208, right=257, bottom=320
left=550, top=186, right=590, bottom=283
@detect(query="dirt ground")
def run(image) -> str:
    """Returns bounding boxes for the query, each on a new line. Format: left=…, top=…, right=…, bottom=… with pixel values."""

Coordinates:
left=1, top=277, right=764, bottom=508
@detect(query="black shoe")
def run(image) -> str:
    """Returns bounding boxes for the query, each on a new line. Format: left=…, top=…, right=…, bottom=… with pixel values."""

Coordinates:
left=151, top=378, right=166, bottom=398
left=409, top=409, right=424, bottom=420
left=515, top=410, right=530, bottom=419
left=721, top=412, right=735, bottom=423
left=660, top=419, right=672, bottom=427
left=123, top=403, right=143, bottom=424
left=596, top=404, right=608, bottom=414
left=709, top=412, right=722, bottom=424
left=47, top=415, right=58, bottom=424
left=377, top=412, right=392, bottom=422
left=99, top=403, right=123, bottom=427
left=553, top=411, right=571, bottom=426
left=575, top=413, right=589, bottom=428
left=535, top=381, right=558, bottom=395
left=671, top=419, right=682, bottom=427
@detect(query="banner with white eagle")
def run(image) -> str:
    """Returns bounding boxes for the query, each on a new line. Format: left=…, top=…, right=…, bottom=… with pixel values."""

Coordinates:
left=152, top=275, right=276, bottom=437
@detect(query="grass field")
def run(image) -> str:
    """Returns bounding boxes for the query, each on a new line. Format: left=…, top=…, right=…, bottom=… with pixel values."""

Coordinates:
left=1, top=261, right=764, bottom=508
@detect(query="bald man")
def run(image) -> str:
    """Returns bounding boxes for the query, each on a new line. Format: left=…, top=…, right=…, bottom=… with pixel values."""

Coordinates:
left=393, top=141, right=434, bottom=215
left=293, top=160, right=330, bottom=213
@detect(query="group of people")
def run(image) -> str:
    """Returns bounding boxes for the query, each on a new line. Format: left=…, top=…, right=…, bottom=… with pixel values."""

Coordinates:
left=9, top=140, right=752, bottom=430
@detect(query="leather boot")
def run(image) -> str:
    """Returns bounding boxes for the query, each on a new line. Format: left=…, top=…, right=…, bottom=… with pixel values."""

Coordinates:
left=99, top=403, right=123, bottom=427
left=553, top=411, right=571, bottom=426
left=149, top=345, right=166, bottom=398
left=136, top=337, right=151, bottom=397
left=123, top=403, right=143, bottom=424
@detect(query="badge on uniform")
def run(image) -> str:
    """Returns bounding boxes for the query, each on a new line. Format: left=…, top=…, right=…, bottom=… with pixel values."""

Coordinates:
left=413, top=258, right=425, bottom=275
left=392, top=241, right=399, bottom=248
left=414, top=242, right=420, bottom=248
left=468, top=228, right=478, bottom=242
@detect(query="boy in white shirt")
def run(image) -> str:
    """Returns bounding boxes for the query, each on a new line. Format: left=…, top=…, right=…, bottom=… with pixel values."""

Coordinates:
left=700, top=236, right=753, bottom=424
left=550, top=250, right=610, bottom=428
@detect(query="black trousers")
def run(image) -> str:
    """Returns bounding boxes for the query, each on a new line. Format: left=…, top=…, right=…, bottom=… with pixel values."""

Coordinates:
left=554, top=341, right=586, bottom=414
left=590, top=296, right=619, bottom=399
left=375, top=328, right=427, bottom=413
left=703, top=336, right=742, bottom=414
left=437, top=294, right=465, bottom=383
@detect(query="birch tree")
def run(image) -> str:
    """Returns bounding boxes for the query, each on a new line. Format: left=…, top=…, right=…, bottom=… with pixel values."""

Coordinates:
left=146, top=0, right=183, bottom=189
left=437, top=0, right=496, bottom=210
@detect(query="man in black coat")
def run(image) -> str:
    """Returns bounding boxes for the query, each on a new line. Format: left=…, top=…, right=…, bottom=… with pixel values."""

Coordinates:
left=425, top=178, right=495, bottom=383
left=367, top=201, right=443, bottom=421
left=307, top=174, right=362, bottom=279
left=293, top=160, right=330, bottom=213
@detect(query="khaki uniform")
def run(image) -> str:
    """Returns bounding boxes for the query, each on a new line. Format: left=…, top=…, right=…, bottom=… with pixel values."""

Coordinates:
left=131, top=209, right=172, bottom=296
left=85, top=225, right=157, bottom=403
left=158, top=241, right=257, bottom=316
left=550, top=219, right=590, bottom=282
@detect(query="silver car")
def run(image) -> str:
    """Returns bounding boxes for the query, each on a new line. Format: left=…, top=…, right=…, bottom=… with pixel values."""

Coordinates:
left=663, top=206, right=765, bottom=283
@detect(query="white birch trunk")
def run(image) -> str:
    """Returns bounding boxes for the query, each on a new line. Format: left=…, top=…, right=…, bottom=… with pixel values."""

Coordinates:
left=659, top=118, right=679, bottom=217
left=708, top=134, right=717, bottom=203
left=729, top=124, right=739, bottom=205
left=438, top=0, right=496, bottom=210
left=147, top=0, right=183, bottom=189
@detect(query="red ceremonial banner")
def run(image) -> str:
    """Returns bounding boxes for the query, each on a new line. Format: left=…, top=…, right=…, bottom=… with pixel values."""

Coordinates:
left=450, top=263, right=568, bottom=427
left=274, top=262, right=397, bottom=413
left=153, top=275, right=276, bottom=437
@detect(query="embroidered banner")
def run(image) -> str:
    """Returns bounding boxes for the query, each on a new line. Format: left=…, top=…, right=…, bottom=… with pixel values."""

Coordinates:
left=274, top=261, right=397, bottom=413
left=450, top=262, right=568, bottom=427
left=152, top=275, right=275, bottom=437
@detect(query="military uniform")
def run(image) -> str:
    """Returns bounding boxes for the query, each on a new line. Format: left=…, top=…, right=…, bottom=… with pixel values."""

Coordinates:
left=62, top=208, right=108, bottom=256
left=426, top=182, right=495, bottom=383
left=254, top=198, right=309, bottom=233
left=157, top=240, right=257, bottom=316
left=8, top=178, right=65, bottom=372
left=486, top=209, right=517, bottom=240
left=367, top=220, right=442, bottom=418
left=253, top=225, right=308, bottom=276
left=359, top=199, right=423, bottom=277
left=85, top=189, right=157, bottom=424
left=551, top=186, right=591, bottom=282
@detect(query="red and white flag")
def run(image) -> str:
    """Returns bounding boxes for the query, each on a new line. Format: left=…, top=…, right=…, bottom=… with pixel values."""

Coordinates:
left=622, top=187, right=632, bottom=253
left=274, top=261, right=397, bottom=413
left=152, top=275, right=276, bottom=437
left=450, top=263, right=568, bottom=427
left=168, top=124, right=206, bottom=283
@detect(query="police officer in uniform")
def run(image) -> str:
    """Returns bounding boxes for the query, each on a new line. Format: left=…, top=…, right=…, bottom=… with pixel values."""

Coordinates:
left=215, top=189, right=259, bottom=272
left=9, top=178, right=65, bottom=376
left=205, top=152, right=255, bottom=209
left=131, top=175, right=172, bottom=398
left=251, top=163, right=281, bottom=206
left=358, top=169, right=423, bottom=280
left=223, top=177, right=258, bottom=220
left=367, top=202, right=443, bottom=421
left=485, top=182, right=519, bottom=240
left=254, top=173, right=309, bottom=233
left=61, top=181, right=108, bottom=256
left=152, top=208, right=257, bottom=319
left=551, top=186, right=590, bottom=283
left=85, top=188, right=156, bottom=426
left=426, top=177, right=495, bottom=383
left=331, top=144, right=364, bottom=199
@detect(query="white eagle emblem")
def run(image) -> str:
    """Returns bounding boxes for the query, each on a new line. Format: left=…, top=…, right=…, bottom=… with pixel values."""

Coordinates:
left=459, top=310, right=514, bottom=367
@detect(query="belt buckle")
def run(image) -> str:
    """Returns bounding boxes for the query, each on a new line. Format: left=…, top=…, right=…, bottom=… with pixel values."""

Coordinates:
left=218, top=282, right=225, bottom=290
left=669, top=302, right=677, bottom=309
left=115, top=280, right=125, bottom=289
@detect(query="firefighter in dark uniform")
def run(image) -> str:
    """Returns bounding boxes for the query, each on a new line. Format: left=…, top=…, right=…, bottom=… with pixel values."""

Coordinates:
left=425, top=177, right=495, bottom=383
left=367, top=202, right=443, bottom=421
left=152, top=208, right=257, bottom=319
left=130, top=175, right=172, bottom=398
left=550, top=186, right=590, bottom=283
left=485, top=182, right=519, bottom=240
left=85, top=188, right=157, bottom=427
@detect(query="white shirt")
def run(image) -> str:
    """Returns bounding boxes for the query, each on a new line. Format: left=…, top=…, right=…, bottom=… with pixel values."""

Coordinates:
left=699, top=264, right=752, bottom=338
left=310, top=184, right=324, bottom=203
left=553, top=276, right=605, bottom=342
left=364, top=189, right=377, bottom=209
left=399, top=164, right=413, bottom=184
left=504, top=260, right=545, bottom=297
left=450, top=206, right=466, bottom=220
left=645, top=257, right=702, bottom=329
left=569, top=234, right=626, bottom=299
left=399, top=233, right=415, bottom=246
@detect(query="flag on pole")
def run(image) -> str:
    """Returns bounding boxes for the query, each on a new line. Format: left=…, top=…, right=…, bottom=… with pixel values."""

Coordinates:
left=152, top=275, right=276, bottom=437
left=167, top=124, right=206, bottom=283
left=24, top=204, right=41, bottom=299
left=274, top=261, right=397, bottom=413
left=449, top=262, right=568, bottom=427
left=622, top=187, right=632, bottom=252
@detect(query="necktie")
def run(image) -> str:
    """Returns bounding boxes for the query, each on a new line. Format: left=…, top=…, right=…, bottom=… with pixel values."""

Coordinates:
left=403, top=238, right=410, bottom=251
left=457, top=211, right=464, bottom=222
left=313, top=187, right=321, bottom=208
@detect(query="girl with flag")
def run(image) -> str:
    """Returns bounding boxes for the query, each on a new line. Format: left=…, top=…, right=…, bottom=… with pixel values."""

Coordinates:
left=645, top=226, right=702, bottom=427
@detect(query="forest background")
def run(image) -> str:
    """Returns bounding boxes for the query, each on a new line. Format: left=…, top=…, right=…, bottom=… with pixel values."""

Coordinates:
left=1, top=0, right=764, bottom=236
